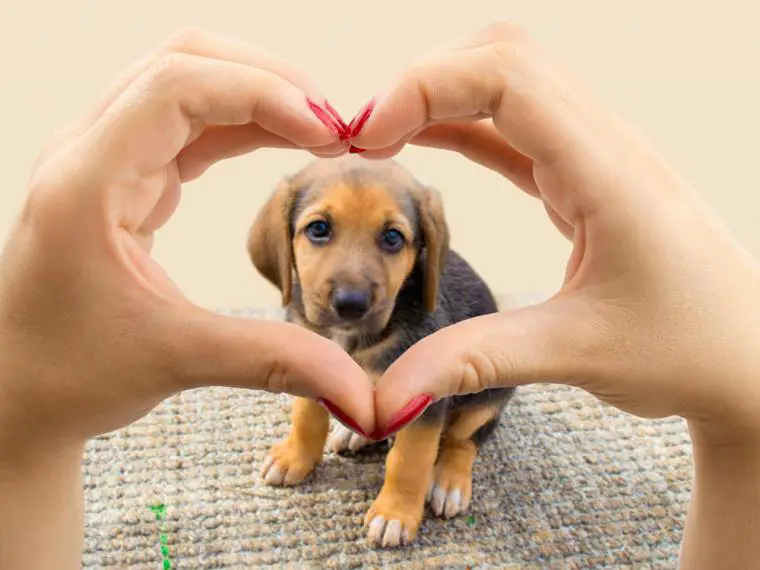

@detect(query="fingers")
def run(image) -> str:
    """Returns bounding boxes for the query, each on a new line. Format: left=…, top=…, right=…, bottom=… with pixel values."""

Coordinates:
left=409, top=121, right=539, bottom=197
left=373, top=295, right=603, bottom=437
left=86, top=53, right=339, bottom=184
left=358, top=120, right=539, bottom=201
left=349, top=23, right=575, bottom=161
left=68, top=26, right=341, bottom=140
left=348, top=22, right=648, bottom=213
left=159, top=305, right=376, bottom=436
left=176, top=124, right=345, bottom=183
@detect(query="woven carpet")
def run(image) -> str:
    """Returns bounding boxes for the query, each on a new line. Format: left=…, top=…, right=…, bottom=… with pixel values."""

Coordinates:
left=81, top=295, right=693, bottom=569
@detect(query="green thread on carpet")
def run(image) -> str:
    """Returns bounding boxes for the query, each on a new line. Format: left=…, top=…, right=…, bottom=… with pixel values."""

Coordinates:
left=149, top=503, right=172, bottom=569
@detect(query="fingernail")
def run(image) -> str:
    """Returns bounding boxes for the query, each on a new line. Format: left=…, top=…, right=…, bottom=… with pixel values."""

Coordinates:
left=348, top=145, right=366, bottom=154
left=323, top=101, right=350, bottom=135
left=306, top=97, right=343, bottom=138
left=372, top=393, right=435, bottom=440
left=317, top=398, right=370, bottom=438
left=348, top=98, right=376, bottom=138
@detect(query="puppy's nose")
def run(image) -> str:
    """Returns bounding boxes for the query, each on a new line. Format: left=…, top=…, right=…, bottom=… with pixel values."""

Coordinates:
left=331, top=288, right=371, bottom=320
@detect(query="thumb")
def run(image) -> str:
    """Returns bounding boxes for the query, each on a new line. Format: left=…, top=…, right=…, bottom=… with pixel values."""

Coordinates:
left=374, top=294, right=599, bottom=437
left=156, top=305, right=376, bottom=437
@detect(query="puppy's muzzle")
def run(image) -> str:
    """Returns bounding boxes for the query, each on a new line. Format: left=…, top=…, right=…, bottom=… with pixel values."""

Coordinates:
left=331, top=287, right=371, bottom=321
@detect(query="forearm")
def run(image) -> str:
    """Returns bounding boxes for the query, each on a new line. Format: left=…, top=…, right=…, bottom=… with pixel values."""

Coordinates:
left=680, top=425, right=760, bottom=570
left=0, top=441, right=86, bottom=570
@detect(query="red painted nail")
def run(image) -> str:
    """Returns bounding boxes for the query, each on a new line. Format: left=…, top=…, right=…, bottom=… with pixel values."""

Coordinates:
left=317, top=398, right=370, bottom=438
left=306, top=97, right=342, bottom=138
left=348, top=98, right=376, bottom=138
left=348, top=145, right=366, bottom=154
left=323, top=101, right=350, bottom=135
left=372, top=393, right=435, bottom=440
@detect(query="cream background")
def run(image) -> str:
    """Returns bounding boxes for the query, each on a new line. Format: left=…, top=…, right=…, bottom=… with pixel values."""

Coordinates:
left=1, top=2, right=758, bottom=310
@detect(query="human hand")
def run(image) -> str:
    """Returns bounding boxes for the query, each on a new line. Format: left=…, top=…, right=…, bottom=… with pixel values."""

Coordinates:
left=348, top=23, right=760, bottom=446
left=0, top=28, right=377, bottom=458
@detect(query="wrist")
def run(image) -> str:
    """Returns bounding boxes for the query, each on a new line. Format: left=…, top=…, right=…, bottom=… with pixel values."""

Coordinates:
left=687, top=414, right=760, bottom=451
left=0, top=441, right=86, bottom=570
left=680, top=425, right=760, bottom=569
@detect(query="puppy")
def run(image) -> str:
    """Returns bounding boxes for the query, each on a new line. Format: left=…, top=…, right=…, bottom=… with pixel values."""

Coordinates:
left=247, top=155, right=515, bottom=548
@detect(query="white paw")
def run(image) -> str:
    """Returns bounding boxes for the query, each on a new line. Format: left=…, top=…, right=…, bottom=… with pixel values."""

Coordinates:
left=259, top=440, right=318, bottom=486
left=426, top=480, right=471, bottom=518
left=366, top=515, right=413, bottom=548
left=261, top=456, right=289, bottom=486
left=327, top=423, right=371, bottom=453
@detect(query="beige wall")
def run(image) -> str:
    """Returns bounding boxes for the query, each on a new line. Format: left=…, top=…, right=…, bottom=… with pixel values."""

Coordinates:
left=1, top=2, right=758, bottom=310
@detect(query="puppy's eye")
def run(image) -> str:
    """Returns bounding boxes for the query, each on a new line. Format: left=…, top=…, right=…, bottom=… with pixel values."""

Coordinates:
left=305, top=220, right=331, bottom=243
left=380, top=228, right=405, bottom=253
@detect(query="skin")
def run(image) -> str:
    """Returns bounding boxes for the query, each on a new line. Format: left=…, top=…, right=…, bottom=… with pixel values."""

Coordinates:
left=352, top=23, right=760, bottom=568
left=0, top=27, right=375, bottom=570
left=0, top=21, right=758, bottom=570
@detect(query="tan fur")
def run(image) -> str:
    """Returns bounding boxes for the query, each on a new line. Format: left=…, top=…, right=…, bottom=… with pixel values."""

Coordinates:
left=445, top=404, right=500, bottom=441
left=408, top=185, right=449, bottom=312
left=260, top=397, right=329, bottom=486
left=247, top=156, right=450, bottom=324
left=247, top=179, right=297, bottom=306
left=365, top=421, right=444, bottom=546
left=428, top=404, right=500, bottom=519
left=292, top=182, right=417, bottom=330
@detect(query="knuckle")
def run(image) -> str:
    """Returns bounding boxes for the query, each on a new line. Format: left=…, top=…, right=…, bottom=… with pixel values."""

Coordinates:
left=487, top=40, right=520, bottom=69
left=145, top=52, right=193, bottom=89
left=164, top=25, right=209, bottom=52
left=19, top=174, right=73, bottom=239
left=478, top=21, right=529, bottom=44
left=458, top=348, right=500, bottom=394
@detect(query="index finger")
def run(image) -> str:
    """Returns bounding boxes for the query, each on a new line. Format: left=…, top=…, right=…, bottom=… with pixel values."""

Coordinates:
left=66, top=27, right=345, bottom=142
left=86, top=53, right=338, bottom=180
left=410, top=121, right=539, bottom=197
left=350, top=22, right=619, bottom=167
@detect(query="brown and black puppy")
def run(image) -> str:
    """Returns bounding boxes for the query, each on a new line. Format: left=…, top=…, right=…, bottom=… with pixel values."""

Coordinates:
left=247, top=155, right=515, bottom=548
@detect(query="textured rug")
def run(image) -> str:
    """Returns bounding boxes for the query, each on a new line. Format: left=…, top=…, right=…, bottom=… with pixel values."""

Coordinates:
left=82, top=295, right=693, bottom=569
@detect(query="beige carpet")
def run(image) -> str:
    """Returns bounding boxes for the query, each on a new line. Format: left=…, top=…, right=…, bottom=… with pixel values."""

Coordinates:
left=82, top=296, right=693, bottom=569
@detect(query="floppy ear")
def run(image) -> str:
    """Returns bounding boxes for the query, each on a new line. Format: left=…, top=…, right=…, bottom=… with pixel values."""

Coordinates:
left=415, top=186, right=450, bottom=312
left=247, top=178, right=298, bottom=306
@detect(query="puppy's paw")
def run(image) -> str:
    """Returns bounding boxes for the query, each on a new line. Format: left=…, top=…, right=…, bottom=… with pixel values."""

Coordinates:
left=327, top=423, right=371, bottom=454
left=364, top=492, right=423, bottom=548
left=426, top=460, right=473, bottom=518
left=260, top=438, right=320, bottom=486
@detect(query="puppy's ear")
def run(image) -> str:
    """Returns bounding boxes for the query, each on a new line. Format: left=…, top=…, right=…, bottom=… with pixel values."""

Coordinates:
left=415, top=186, right=450, bottom=312
left=247, top=178, right=299, bottom=306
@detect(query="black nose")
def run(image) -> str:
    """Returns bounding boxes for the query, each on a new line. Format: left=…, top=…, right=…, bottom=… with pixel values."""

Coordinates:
left=331, top=288, right=371, bottom=320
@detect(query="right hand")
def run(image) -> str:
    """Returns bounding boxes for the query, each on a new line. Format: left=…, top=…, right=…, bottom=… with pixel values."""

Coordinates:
left=0, top=27, right=377, bottom=457
left=348, top=23, right=760, bottom=445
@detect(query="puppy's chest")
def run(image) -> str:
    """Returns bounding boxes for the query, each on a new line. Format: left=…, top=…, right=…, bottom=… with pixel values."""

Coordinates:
left=329, top=331, right=388, bottom=387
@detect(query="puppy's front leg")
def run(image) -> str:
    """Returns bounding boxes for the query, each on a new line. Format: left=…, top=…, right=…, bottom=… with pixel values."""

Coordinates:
left=261, top=397, right=329, bottom=486
left=365, top=413, right=444, bottom=548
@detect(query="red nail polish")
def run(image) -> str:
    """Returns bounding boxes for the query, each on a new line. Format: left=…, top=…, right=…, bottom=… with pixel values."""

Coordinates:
left=323, top=101, right=350, bottom=136
left=306, top=97, right=342, bottom=138
left=348, top=145, right=366, bottom=154
left=317, top=398, right=369, bottom=438
left=373, top=393, right=435, bottom=440
left=348, top=98, right=376, bottom=138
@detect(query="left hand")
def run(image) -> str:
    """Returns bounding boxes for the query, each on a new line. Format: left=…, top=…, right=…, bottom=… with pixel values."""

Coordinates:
left=0, top=27, right=377, bottom=458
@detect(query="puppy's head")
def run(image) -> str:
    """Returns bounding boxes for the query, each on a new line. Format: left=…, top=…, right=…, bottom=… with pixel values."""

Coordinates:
left=247, top=155, right=449, bottom=335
